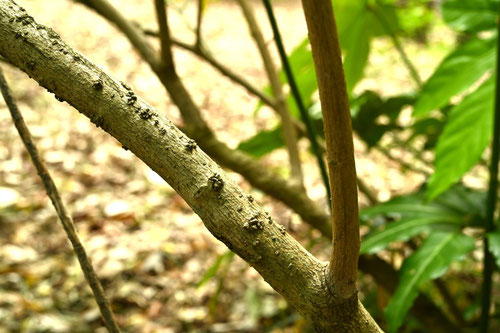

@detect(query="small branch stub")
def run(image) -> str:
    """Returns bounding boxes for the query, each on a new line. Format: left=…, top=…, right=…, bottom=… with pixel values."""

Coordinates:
left=209, top=173, right=224, bottom=191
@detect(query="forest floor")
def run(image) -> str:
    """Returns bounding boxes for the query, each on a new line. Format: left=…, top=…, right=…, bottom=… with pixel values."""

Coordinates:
left=0, top=0, right=460, bottom=332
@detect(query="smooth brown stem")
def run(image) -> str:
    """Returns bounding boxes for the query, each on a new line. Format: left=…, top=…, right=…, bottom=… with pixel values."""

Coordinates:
left=0, top=66, right=120, bottom=333
left=301, top=0, right=360, bottom=299
left=237, top=0, right=303, bottom=185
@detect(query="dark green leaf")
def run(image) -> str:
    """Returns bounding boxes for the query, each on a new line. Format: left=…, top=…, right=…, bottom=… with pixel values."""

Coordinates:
left=427, top=76, right=495, bottom=199
left=487, top=231, right=500, bottom=267
left=413, top=37, right=496, bottom=117
left=442, top=0, right=499, bottom=33
left=360, top=216, right=461, bottom=254
left=385, top=231, right=475, bottom=332
left=351, top=91, right=413, bottom=147
left=237, top=126, right=285, bottom=158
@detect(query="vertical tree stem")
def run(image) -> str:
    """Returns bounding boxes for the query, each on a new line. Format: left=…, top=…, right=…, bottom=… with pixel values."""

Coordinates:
left=0, top=67, right=121, bottom=333
left=301, top=0, right=360, bottom=299
left=479, top=4, right=500, bottom=332
left=261, top=0, right=331, bottom=205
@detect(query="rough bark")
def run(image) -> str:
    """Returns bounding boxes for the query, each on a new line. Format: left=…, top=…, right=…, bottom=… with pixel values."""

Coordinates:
left=0, top=1, right=382, bottom=331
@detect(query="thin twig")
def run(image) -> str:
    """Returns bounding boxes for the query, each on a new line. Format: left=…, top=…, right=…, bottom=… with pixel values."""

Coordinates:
left=376, top=145, right=431, bottom=177
left=368, top=2, right=423, bottom=88
left=171, top=38, right=277, bottom=108
left=237, top=0, right=303, bottom=185
left=195, top=0, right=203, bottom=48
left=154, top=0, right=175, bottom=70
left=262, top=0, right=331, bottom=205
left=0, top=66, right=121, bottom=333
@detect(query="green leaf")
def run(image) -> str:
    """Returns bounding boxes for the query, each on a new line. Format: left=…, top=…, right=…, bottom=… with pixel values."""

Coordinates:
left=385, top=231, right=475, bottom=332
left=413, top=37, right=496, bottom=117
left=487, top=231, right=500, bottom=267
left=196, top=251, right=234, bottom=288
left=427, top=76, right=495, bottom=200
left=351, top=91, right=413, bottom=147
left=360, top=216, right=461, bottom=254
left=442, top=0, right=499, bottom=33
left=237, top=126, right=285, bottom=158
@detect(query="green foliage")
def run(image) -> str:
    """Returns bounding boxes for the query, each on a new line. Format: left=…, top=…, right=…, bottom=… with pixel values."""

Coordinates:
left=442, top=0, right=499, bottom=33
left=360, top=185, right=485, bottom=254
left=237, top=126, right=284, bottom=158
left=351, top=91, right=413, bottom=148
left=427, top=76, right=495, bottom=199
left=487, top=230, right=500, bottom=267
left=385, top=231, right=475, bottom=332
left=413, top=36, right=497, bottom=117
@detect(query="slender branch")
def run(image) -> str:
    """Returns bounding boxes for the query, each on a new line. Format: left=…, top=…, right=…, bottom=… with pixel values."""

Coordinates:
left=0, top=66, right=120, bottom=333
left=74, top=0, right=159, bottom=67
left=237, top=0, right=303, bottom=185
left=376, top=145, right=431, bottom=177
left=195, top=0, right=203, bottom=48
left=170, top=38, right=277, bottom=109
left=261, top=0, right=331, bottom=204
left=358, top=178, right=378, bottom=205
left=301, top=0, right=360, bottom=299
left=479, top=3, right=500, bottom=331
left=368, top=2, right=423, bottom=88
left=154, top=0, right=175, bottom=70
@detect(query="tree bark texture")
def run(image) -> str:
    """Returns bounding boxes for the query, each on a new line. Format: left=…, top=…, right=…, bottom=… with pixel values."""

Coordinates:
left=0, top=1, right=382, bottom=331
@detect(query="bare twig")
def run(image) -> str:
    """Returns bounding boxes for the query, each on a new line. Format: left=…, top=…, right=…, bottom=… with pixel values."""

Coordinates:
left=237, top=0, right=303, bottom=185
left=376, top=145, right=431, bottom=177
left=154, top=0, right=175, bottom=70
left=0, top=66, right=121, bottom=333
left=301, top=0, right=360, bottom=299
left=171, top=38, right=277, bottom=108
left=368, top=2, right=423, bottom=88
left=195, top=0, right=204, bottom=48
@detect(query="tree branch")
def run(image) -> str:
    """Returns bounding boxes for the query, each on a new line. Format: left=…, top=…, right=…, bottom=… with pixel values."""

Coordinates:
left=0, top=3, right=381, bottom=330
left=301, top=0, right=360, bottom=299
left=0, top=66, right=121, bottom=333
left=237, top=0, right=303, bottom=185
left=154, top=0, right=175, bottom=71
left=73, top=0, right=332, bottom=236
left=1, top=2, right=460, bottom=330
